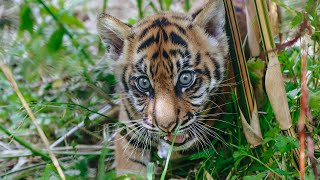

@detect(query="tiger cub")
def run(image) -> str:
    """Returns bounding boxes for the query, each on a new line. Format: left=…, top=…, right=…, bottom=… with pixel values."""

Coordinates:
left=97, top=0, right=228, bottom=176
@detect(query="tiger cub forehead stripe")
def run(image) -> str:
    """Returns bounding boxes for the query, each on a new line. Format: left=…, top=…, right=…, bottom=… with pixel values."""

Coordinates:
left=170, top=32, right=188, bottom=47
left=137, top=31, right=188, bottom=54
left=138, top=16, right=188, bottom=39
left=137, top=36, right=158, bottom=52
left=138, top=17, right=170, bottom=39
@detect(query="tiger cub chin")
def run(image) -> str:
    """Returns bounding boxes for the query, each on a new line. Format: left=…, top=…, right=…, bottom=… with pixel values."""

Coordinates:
left=97, top=0, right=229, bottom=177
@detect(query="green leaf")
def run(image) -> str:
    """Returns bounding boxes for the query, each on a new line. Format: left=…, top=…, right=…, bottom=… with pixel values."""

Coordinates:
left=243, top=171, right=267, bottom=180
left=127, top=18, right=138, bottom=25
left=103, top=171, right=117, bottom=180
left=47, top=28, right=65, bottom=52
left=274, top=136, right=298, bottom=153
left=59, top=12, right=85, bottom=28
left=19, top=4, right=34, bottom=34
left=310, top=91, right=320, bottom=114
left=233, top=147, right=249, bottom=169
left=291, top=13, right=302, bottom=27
left=84, top=115, right=90, bottom=126
left=105, top=74, right=116, bottom=86
left=46, top=5, right=84, bottom=28
left=264, top=135, right=299, bottom=154
left=42, top=164, right=60, bottom=180
left=311, top=32, right=320, bottom=42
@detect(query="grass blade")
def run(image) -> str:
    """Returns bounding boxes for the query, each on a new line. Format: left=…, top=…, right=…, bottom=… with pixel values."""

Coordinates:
left=147, top=162, right=155, bottom=180
left=160, top=123, right=181, bottom=180
left=0, top=123, right=50, bottom=161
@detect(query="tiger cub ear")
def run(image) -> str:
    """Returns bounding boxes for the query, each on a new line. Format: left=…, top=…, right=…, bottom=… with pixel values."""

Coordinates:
left=191, top=0, right=227, bottom=53
left=97, top=14, right=131, bottom=58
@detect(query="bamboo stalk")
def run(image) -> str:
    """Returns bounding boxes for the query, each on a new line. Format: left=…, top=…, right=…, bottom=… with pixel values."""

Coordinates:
left=224, top=0, right=263, bottom=149
left=253, top=0, right=292, bottom=130
left=224, top=0, right=255, bottom=121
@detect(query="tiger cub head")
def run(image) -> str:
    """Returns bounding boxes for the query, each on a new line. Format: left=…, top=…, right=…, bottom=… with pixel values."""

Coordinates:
left=98, top=0, right=228, bottom=151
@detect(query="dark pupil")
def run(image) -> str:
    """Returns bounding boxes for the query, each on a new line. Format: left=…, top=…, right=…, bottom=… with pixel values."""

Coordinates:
left=139, top=78, right=149, bottom=89
left=183, top=75, right=189, bottom=81
left=180, top=72, right=192, bottom=85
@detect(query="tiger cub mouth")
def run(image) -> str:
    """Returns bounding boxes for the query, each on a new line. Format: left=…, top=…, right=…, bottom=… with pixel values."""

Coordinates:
left=164, top=134, right=190, bottom=144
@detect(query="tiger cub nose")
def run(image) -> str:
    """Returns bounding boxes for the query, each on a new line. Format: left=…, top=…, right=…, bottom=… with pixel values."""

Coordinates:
left=158, top=120, right=177, bottom=133
left=154, top=96, right=177, bottom=133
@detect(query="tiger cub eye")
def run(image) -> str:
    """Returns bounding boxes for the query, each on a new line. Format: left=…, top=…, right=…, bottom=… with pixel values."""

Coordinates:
left=179, top=71, right=194, bottom=87
left=136, top=76, right=151, bottom=92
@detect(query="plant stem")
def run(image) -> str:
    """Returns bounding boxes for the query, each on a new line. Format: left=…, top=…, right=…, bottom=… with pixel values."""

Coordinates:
left=0, top=124, right=51, bottom=161
left=136, top=0, right=144, bottom=19
left=299, top=30, right=307, bottom=180
left=158, top=0, right=164, bottom=10
left=184, top=0, right=191, bottom=12
left=160, top=123, right=181, bottom=180
left=98, top=0, right=109, bottom=53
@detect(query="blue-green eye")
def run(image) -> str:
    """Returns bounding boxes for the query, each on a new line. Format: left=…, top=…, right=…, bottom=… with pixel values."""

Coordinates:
left=179, top=71, right=194, bottom=87
left=136, top=76, right=151, bottom=92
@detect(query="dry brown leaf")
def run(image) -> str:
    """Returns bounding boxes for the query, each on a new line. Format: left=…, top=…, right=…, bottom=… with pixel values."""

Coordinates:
left=244, top=0, right=261, bottom=56
left=265, top=52, right=292, bottom=130
left=239, top=101, right=263, bottom=147
left=205, top=170, right=214, bottom=180
left=249, top=101, right=263, bottom=138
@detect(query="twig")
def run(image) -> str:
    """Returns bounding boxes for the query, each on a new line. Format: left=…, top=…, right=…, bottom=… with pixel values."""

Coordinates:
left=0, top=145, right=114, bottom=158
left=0, top=61, right=66, bottom=180
left=299, top=12, right=318, bottom=179
left=50, top=105, right=118, bottom=148
left=0, top=157, right=73, bottom=178
left=299, top=30, right=307, bottom=180
left=261, top=16, right=312, bottom=57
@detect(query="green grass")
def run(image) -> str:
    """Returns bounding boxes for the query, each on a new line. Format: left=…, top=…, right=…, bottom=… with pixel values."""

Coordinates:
left=0, top=0, right=319, bottom=179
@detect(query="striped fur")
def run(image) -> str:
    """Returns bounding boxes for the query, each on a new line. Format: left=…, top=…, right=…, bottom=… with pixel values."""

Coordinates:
left=97, top=0, right=228, bottom=176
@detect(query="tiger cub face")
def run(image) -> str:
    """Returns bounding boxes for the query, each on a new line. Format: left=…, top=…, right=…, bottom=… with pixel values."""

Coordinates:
left=98, top=0, right=228, bottom=151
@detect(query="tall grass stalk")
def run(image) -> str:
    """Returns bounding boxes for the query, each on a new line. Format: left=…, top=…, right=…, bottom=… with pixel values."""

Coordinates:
left=0, top=61, right=66, bottom=180
left=97, top=125, right=111, bottom=180
left=184, top=0, right=191, bottom=12
left=136, top=0, right=144, bottom=19
left=164, top=0, right=172, bottom=10
left=160, top=123, right=181, bottom=180
left=147, top=163, right=155, bottom=180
